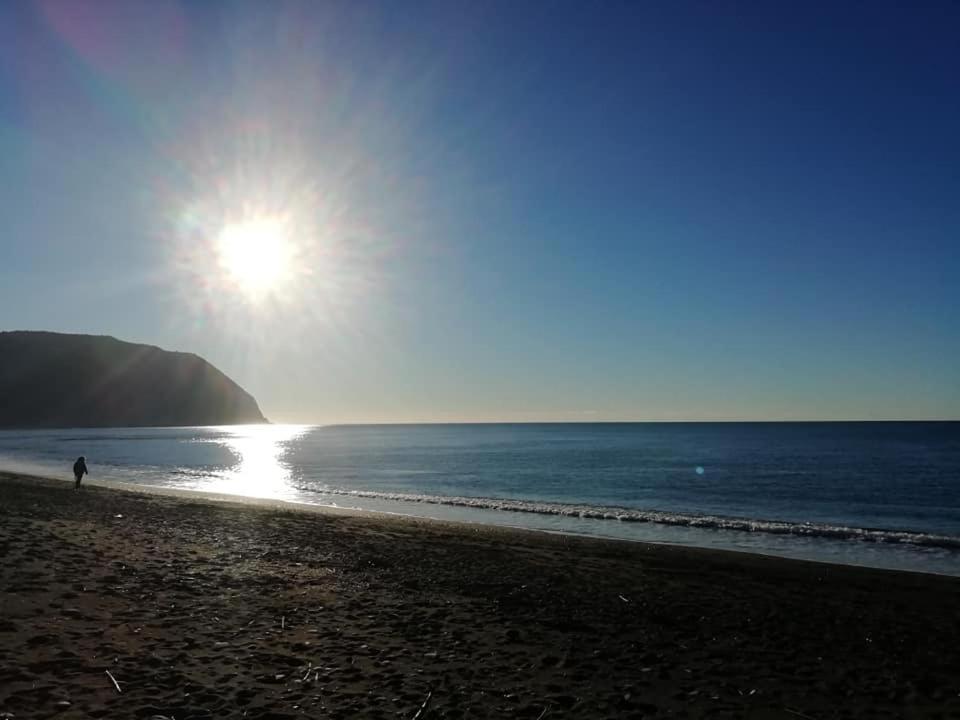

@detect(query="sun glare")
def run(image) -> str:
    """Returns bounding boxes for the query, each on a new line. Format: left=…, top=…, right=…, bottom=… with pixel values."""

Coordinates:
left=217, top=216, right=294, bottom=300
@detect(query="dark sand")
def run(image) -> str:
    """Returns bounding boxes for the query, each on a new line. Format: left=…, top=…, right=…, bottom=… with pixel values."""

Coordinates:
left=2, top=473, right=959, bottom=720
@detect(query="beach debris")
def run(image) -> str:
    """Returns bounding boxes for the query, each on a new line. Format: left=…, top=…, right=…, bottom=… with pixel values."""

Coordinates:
left=785, top=710, right=816, bottom=720
left=281, top=615, right=285, bottom=630
left=411, top=689, right=432, bottom=720
left=105, top=669, right=122, bottom=693
left=618, top=595, right=630, bottom=603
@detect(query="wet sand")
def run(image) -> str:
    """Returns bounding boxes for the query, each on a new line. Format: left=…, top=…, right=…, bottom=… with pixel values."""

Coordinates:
left=1, top=472, right=959, bottom=719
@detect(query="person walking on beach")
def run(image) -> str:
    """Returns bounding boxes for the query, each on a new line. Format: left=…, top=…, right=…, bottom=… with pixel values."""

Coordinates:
left=73, top=456, right=88, bottom=490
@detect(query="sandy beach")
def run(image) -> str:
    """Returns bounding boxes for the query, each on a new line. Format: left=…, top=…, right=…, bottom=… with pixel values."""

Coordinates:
left=2, top=472, right=959, bottom=720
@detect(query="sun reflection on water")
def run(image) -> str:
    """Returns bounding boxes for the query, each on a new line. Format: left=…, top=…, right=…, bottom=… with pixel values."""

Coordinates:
left=205, top=424, right=308, bottom=500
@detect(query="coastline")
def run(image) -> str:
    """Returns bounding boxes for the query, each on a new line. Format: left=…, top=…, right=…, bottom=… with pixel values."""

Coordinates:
left=2, top=471, right=960, bottom=718
left=8, top=461, right=960, bottom=578
left=4, top=421, right=958, bottom=578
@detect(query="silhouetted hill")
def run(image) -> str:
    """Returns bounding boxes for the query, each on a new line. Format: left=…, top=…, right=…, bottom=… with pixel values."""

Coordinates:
left=0, top=332, right=268, bottom=428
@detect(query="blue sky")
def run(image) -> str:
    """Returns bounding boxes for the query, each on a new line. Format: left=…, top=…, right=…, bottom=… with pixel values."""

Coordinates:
left=1, top=1, right=957, bottom=422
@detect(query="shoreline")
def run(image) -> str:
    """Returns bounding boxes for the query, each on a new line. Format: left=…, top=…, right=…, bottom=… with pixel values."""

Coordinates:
left=7, top=467, right=960, bottom=579
left=2, top=471, right=960, bottom=718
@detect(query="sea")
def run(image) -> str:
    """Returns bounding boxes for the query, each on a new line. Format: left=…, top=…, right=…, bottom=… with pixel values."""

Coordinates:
left=1, top=422, right=959, bottom=576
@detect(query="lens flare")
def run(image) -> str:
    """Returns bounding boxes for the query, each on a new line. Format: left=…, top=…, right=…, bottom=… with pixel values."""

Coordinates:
left=149, top=9, right=428, bottom=348
left=217, top=216, right=294, bottom=301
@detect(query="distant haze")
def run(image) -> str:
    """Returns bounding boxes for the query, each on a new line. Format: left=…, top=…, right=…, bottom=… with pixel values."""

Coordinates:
left=1, top=2, right=957, bottom=423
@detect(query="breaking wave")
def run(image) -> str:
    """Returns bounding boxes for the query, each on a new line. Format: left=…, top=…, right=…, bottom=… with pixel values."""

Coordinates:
left=309, top=487, right=960, bottom=550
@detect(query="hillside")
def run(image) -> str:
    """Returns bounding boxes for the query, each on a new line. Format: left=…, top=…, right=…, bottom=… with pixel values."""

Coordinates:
left=0, top=331, right=268, bottom=427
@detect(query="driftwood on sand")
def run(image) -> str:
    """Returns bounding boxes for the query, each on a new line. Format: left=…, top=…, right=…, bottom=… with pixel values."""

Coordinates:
left=105, top=669, right=121, bottom=694
left=411, top=689, right=432, bottom=720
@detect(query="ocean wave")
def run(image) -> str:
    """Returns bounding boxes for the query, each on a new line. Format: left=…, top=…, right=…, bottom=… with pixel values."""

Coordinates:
left=308, top=487, right=960, bottom=550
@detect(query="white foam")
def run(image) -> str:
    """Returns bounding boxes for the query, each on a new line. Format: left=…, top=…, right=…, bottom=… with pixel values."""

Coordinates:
left=306, top=487, right=960, bottom=550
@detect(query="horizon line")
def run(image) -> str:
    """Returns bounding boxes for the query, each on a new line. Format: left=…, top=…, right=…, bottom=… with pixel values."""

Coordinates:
left=272, top=418, right=960, bottom=426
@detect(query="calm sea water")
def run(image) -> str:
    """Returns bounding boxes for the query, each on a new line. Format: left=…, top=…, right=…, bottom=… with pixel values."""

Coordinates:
left=1, top=422, right=959, bottom=575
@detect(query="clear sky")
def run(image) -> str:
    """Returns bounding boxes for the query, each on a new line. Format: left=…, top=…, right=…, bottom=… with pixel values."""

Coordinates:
left=1, top=1, right=957, bottom=423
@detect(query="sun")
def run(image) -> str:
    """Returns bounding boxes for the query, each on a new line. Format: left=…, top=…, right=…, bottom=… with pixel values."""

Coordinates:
left=216, top=216, right=294, bottom=300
